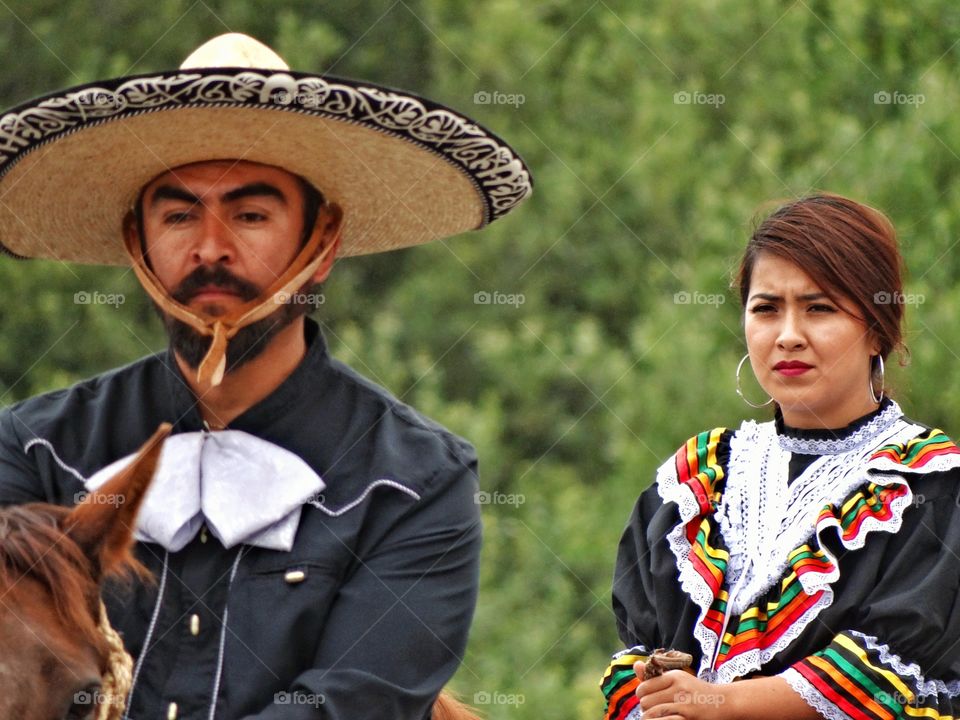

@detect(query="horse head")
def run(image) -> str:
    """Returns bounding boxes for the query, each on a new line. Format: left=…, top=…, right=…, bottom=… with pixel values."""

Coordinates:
left=0, top=423, right=170, bottom=720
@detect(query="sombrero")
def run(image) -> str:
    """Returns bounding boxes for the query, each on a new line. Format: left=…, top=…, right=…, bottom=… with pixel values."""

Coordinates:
left=0, top=33, right=533, bottom=265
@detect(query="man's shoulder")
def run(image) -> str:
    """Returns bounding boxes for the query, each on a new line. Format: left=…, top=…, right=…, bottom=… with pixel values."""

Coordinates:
left=4, top=352, right=166, bottom=417
left=0, top=353, right=171, bottom=495
left=0, top=352, right=170, bottom=457
left=321, top=355, right=477, bottom=474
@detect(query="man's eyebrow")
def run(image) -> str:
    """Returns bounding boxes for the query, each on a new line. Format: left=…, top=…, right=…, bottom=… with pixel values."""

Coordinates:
left=148, top=182, right=288, bottom=207
left=222, top=182, right=287, bottom=205
left=149, top=185, right=201, bottom=206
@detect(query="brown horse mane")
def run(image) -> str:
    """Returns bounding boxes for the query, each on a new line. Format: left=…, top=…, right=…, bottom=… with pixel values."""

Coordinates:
left=0, top=503, right=136, bottom=648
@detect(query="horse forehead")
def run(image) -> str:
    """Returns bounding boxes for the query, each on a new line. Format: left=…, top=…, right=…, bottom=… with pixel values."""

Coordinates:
left=0, top=578, right=106, bottom=670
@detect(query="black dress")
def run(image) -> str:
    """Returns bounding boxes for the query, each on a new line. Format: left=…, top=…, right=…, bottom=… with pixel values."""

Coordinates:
left=601, top=399, right=960, bottom=719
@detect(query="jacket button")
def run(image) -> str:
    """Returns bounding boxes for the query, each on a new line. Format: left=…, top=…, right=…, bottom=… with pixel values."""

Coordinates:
left=284, top=569, right=306, bottom=584
left=166, top=701, right=178, bottom=720
left=189, top=613, right=200, bottom=636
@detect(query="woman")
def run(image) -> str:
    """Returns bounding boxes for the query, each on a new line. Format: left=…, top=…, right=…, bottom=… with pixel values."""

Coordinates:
left=601, top=194, right=960, bottom=719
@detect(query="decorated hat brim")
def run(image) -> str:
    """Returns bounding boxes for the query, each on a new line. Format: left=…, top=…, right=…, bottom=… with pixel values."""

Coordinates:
left=0, top=67, right=533, bottom=265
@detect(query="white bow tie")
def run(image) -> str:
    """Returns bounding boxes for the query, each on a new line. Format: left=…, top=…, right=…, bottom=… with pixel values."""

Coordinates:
left=85, top=430, right=325, bottom=552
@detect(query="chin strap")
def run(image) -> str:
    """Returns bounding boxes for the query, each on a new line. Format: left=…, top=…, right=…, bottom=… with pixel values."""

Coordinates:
left=124, top=209, right=341, bottom=390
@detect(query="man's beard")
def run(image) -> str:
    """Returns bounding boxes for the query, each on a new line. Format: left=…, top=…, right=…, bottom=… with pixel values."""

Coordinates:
left=155, top=264, right=318, bottom=373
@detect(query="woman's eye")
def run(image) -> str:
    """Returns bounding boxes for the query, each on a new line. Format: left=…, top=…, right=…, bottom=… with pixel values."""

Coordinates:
left=809, top=303, right=836, bottom=312
left=750, top=304, right=775, bottom=314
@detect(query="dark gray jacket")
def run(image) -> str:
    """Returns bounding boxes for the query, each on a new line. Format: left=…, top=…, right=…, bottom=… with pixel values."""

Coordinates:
left=0, top=320, right=482, bottom=719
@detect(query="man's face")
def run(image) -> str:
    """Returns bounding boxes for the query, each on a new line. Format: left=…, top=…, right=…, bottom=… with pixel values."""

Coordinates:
left=139, top=160, right=309, bottom=311
left=132, top=160, right=327, bottom=370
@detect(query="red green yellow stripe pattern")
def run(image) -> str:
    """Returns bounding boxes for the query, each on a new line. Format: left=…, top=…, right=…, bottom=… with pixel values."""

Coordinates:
left=870, top=428, right=960, bottom=469
left=675, top=429, right=731, bottom=602
left=674, top=428, right=728, bottom=514
left=667, top=432, right=921, bottom=682
left=601, top=649, right=648, bottom=720
left=788, top=632, right=958, bottom=719
left=815, top=482, right=910, bottom=544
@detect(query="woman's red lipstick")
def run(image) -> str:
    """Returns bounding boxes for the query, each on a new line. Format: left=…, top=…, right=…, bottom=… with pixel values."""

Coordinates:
left=774, top=360, right=813, bottom=376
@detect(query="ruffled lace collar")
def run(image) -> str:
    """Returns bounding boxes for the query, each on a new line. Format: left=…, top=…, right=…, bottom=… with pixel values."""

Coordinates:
left=776, top=397, right=902, bottom=455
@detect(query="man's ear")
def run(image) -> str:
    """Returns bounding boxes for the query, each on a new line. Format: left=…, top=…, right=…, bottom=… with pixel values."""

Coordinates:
left=61, top=423, right=171, bottom=581
left=122, top=210, right=139, bottom=247
left=311, top=202, right=343, bottom=284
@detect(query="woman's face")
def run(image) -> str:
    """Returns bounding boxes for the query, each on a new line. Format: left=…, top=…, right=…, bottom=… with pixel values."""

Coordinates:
left=744, top=252, right=881, bottom=429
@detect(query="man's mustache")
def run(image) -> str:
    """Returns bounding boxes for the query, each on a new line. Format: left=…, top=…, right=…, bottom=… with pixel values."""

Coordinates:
left=171, top=265, right=261, bottom=304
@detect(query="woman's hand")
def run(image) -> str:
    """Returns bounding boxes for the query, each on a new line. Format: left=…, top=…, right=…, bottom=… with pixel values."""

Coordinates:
left=634, top=661, right=731, bottom=720
left=633, top=661, right=821, bottom=719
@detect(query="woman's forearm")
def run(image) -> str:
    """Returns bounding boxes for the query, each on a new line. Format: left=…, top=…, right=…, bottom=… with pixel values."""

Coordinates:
left=724, top=676, right=821, bottom=719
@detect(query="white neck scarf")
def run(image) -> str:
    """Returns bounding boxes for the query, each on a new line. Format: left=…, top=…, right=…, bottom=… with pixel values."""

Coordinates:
left=85, top=430, right=325, bottom=552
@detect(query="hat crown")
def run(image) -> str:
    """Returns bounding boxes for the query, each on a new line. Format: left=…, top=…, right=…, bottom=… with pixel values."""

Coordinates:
left=180, top=33, right=289, bottom=71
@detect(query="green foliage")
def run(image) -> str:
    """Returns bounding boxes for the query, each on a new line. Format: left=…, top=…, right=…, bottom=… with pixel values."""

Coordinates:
left=2, top=2, right=960, bottom=717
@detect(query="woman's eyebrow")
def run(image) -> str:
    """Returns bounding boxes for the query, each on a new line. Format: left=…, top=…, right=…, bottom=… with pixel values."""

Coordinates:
left=748, top=292, right=828, bottom=301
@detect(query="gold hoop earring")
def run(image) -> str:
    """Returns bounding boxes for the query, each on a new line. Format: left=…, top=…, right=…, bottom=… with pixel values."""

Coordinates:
left=736, top=353, right=773, bottom=408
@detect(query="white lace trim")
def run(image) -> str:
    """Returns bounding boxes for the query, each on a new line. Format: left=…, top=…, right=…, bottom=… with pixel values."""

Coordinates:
left=849, top=631, right=960, bottom=698
left=657, top=414, right=931, bottom=682
left=703, top=591, right=834, bottom=683
left=777, top=400, right=903, bottom=455
left=780, top=667, right=853, bottom=720
left=717, top=419, right=917, bottom=615
left=657, top=459, right=722, bottom=669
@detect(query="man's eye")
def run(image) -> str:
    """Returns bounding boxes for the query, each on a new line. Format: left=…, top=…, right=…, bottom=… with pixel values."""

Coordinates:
left=163, top=212, right=193, bottom=225
left=237, top=212, right=267, bottom=222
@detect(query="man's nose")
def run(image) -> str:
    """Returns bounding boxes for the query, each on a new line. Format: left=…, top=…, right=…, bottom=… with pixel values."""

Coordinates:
left=191, top=212, right=235, bottom=265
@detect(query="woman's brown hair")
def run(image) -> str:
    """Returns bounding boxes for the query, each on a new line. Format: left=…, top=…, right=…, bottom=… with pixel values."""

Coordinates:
left=737, top=193, right=905, bottom=362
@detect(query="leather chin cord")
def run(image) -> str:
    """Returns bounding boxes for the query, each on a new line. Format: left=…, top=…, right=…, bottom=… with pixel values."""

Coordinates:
left=124, top=208, right=341, bottom=390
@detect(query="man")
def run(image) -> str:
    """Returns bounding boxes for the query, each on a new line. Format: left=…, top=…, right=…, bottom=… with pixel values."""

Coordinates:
left=0, top=34, right=531, bottom=719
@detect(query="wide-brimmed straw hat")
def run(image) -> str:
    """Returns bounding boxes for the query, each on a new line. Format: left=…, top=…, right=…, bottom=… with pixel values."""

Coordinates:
left=0, top=33, right=533, bottom=265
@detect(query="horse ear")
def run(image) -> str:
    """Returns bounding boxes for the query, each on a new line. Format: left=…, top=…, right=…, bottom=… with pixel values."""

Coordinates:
left=62, top=423, right=172, bottom=580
